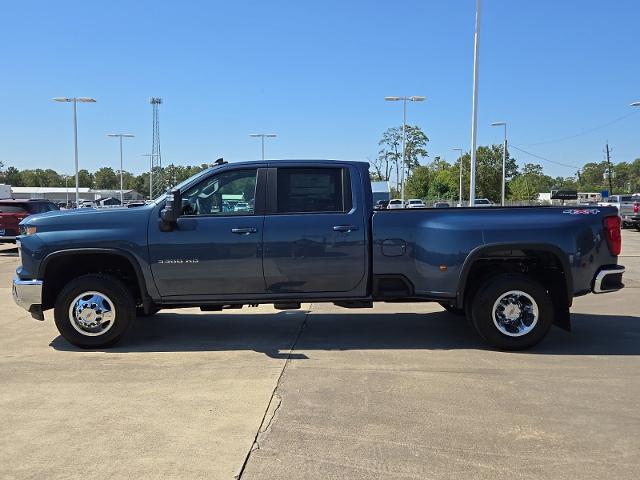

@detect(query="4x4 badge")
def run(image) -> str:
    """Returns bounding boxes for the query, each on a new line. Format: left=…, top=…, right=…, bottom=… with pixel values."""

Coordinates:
left=563, top=209, right=599, bottom=215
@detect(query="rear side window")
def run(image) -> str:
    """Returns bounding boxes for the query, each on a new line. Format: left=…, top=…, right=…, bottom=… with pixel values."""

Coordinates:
left=0, top=203, right=27, bottom=213
left=26, top=202, right=58, bottom=214
left=276, top=168, right=352, bottom=214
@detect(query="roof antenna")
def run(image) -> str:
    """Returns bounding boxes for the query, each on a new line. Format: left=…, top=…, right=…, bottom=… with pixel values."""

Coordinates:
left=214, top=157, right=226, bottom=166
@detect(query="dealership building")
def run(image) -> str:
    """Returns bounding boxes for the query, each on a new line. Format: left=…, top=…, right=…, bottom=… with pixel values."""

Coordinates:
left=7, top=187, right=145, bottom=204
left=371, top=181, right=390, bottom=205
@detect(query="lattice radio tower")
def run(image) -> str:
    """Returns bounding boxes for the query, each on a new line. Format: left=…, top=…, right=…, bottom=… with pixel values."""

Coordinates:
left=150, top=97, right=163, bottom=197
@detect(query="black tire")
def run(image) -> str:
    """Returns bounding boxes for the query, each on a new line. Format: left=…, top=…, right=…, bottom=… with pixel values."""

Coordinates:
left=469, top=273, right=554, bottom=350
left=438, top=302, right=465, bottom=316
left=54, top=274, right=136, bottom=348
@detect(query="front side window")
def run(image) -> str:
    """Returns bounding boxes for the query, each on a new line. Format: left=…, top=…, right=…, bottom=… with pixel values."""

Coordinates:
left=181, top=169, right=257, bottom=216
left=277, top=168, right=351, bottom=214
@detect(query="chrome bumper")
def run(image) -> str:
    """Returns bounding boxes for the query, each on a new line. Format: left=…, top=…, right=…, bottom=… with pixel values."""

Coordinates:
left=12, top=277, right=44, bottom=320
left=593, top=266, right=625, bottom=294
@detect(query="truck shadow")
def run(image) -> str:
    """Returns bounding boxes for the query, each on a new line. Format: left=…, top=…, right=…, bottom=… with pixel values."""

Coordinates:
left=50, top=309, right=640, bottom=356
left=0, top=246, right=18, bottom=257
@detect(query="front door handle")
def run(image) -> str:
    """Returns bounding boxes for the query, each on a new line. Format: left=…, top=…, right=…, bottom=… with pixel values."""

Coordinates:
left=231, top=227, right=257, bottom=235
left=333, top=225, right=359, bottom=232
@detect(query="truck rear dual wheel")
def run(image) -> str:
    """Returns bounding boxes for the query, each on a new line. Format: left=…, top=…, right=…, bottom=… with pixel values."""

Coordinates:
left=54, top=274, right=136, bottom=349
left=470, top=273, right=554, bottom=350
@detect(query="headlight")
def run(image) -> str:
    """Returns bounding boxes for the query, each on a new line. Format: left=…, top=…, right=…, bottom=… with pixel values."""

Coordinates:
left=20, top=225, right=37, bottom=235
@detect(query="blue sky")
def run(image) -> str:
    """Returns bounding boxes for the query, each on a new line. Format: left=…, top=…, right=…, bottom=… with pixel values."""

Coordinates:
left=0, top=0, right=638, bottom=178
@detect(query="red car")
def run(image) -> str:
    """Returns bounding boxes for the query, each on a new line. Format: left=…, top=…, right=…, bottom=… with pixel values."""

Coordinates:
left=0, top=199, right=59, bottom=242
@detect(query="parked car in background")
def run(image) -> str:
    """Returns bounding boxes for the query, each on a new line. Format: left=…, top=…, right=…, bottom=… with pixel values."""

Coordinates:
left=474, top=198, right=494, bottom=207
left=374, top=200, right=389, bottom=210
left=387, top=199, right=405, bottom=209
left=0, top=199, right=59, bottom=242
left=598, top=194, right=640, bottom=229
left=234, top=201, right=251, bottom=213
left=407, top=199, right=426, bottom=209
left=433, top=201, right=450, bottom=208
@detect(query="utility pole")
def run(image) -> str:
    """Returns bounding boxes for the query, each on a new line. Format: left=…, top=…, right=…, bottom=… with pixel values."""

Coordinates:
left=605, top=142, right=613, bottom=196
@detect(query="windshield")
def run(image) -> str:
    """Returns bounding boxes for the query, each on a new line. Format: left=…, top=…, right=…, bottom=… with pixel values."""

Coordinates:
left=153, top=166, right=215, bottom=202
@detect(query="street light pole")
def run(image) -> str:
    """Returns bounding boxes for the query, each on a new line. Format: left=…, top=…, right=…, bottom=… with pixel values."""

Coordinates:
left=53, top=97, right=96, bottom=207
left=384, top=96, right=425, bottom=204
left=141, top=154, right=157, bottom=200
left=402, top=98, right=407, bottom=202
left=249, top=133, right=277, bottom=161
left=73, top=101, right=78, bottom=206
left=452, top=148, right=464, bottom=206
left=469, top=0, right=481, bottom=206
left=491, top=122, right=507, bottom=206
left=107, top=134, right=135, bottom=205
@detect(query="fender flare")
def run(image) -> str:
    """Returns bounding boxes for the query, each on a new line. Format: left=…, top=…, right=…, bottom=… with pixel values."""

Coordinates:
left=456, top=242, right=574, bottom=309
left=39, top=248, right=154, bottom=310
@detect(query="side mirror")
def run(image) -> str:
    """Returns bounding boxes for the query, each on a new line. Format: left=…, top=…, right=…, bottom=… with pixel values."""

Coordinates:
left=160, top=188, right=182, bottom=231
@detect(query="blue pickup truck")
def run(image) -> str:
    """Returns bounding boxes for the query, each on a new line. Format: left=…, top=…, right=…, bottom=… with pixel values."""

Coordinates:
left=13, top=160, right=625, bottom=350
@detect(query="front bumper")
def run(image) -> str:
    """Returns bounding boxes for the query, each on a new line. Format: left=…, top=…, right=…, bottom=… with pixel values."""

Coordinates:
left=12, top=277, right=44, bottom=320
left=592, top=266, right=625, bottom=294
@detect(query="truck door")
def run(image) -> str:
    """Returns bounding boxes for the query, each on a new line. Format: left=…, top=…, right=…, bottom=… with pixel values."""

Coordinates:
left=148, top=167, right=266, bottom=297
left=262, top=166, right=367, bottom=295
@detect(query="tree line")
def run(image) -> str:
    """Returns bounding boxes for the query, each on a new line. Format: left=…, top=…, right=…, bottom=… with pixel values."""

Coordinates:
left=2, top=127, right=640, bottom=202
left=0, top=162, right=209, bottom=196
left=371, top=125, right=640, bottom=202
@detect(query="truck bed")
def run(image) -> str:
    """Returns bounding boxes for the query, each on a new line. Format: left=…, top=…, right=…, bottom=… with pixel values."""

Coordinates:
left=371, top=205, right=619, bottom=300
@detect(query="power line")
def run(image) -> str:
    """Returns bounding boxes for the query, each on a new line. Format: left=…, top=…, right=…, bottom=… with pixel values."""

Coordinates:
left=519, top=110, right=639, bottom=146
left=509, top=144, right=580, bottom=170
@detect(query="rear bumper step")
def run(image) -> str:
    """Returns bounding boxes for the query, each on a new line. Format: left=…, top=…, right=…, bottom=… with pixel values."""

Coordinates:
left=592, top=266, right=625, bottom=294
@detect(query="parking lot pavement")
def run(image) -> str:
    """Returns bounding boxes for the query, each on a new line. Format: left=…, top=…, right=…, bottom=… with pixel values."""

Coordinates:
left=241, top=230, right=640, bottom=480
left=620, top=228, right=640, bottom=285
left=0, top=249, right=309, bottom=479
left=1, top=230, right=639, bottom=479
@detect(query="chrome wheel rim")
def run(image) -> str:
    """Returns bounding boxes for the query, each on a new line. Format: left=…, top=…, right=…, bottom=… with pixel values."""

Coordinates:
left=68, top=291, right=116, bottom=337
left=492, top=290, right=539, bottom=337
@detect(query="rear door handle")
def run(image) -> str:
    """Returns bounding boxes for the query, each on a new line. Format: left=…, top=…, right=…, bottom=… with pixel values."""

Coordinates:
left=333, top=225, right=359, bottom=232
left=231, top=227, right=257, bottom=235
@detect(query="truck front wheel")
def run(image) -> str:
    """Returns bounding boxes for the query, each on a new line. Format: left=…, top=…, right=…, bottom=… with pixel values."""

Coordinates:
left=470, top=274, right=554, bottom=350
left=54, top=274, right=135, bottom=348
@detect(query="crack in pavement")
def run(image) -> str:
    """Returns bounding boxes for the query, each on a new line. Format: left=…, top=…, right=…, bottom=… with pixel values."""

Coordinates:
left=235, top=304, right=311, bottom=479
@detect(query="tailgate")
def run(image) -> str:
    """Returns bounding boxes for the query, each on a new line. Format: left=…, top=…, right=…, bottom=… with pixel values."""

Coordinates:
left=0, top=213, right=26, bottom=237
left=619, top=203, right=635, bottom=217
